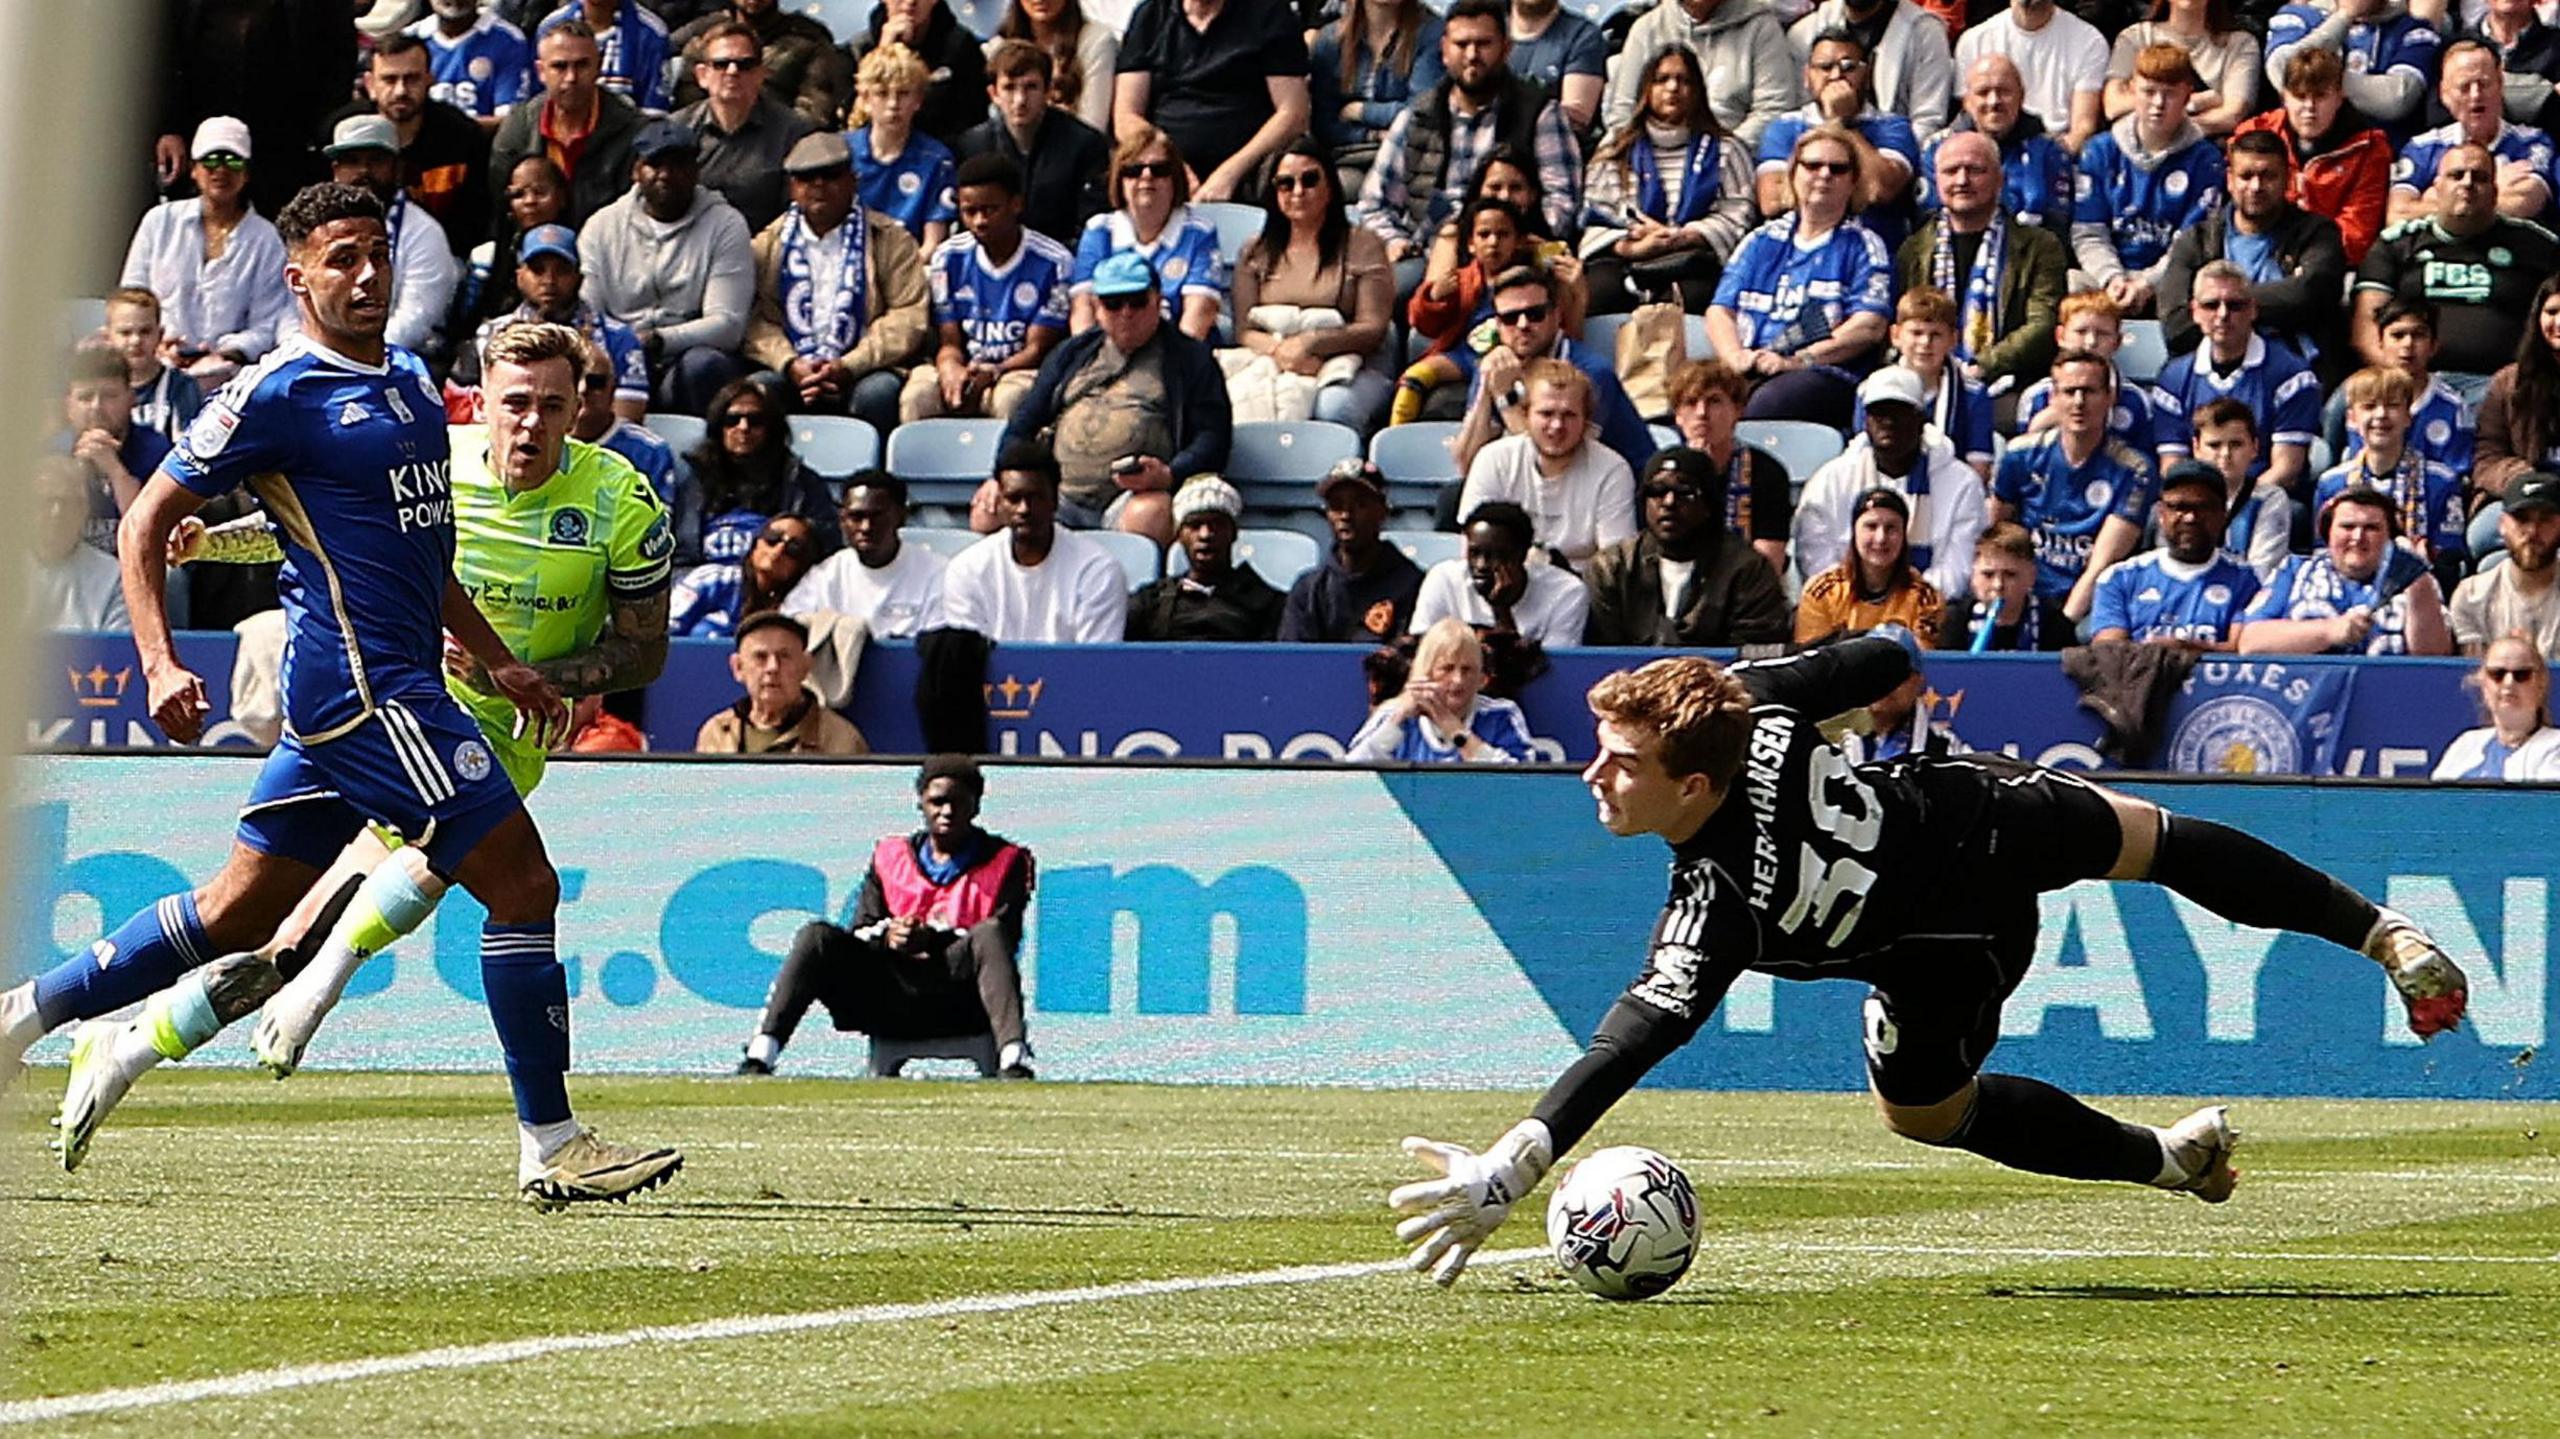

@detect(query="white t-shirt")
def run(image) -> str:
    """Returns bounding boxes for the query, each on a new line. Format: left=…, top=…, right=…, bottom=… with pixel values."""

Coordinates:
left=27, top=547, right=128, bottom=633
left=2433, top=725, right=2560, bottom=781
left=2447, top=562, right=2560, bottom=659
left=938, top=528, right=1128, bottom=644
left=1409, top=557, right=1591, bottom=645
left=783, top=540, right=950, bottom=639
left=1457, top=435, right=1637, bottom=565
left=1957, top=8, right=2110, bottom=133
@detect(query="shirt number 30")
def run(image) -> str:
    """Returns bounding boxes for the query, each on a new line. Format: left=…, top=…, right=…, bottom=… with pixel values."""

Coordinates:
left=1777, top=748, right=1882, bottom=948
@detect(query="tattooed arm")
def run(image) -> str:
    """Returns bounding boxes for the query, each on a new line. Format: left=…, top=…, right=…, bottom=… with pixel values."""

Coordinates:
left=532, top=585, right=670, bottom=697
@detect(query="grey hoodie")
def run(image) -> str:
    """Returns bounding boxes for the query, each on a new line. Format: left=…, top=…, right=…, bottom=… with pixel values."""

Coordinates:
left=1603, top=0, right=1805, bottom=147
left=577, top=185, right=757, bottom=356
left=2071, top=113, right=2210, bottom=284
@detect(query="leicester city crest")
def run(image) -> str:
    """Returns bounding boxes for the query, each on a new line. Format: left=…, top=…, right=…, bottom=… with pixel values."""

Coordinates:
left=454, top=738, right=494, bottom=783
left=2167, top=694, right=2300, bottom=774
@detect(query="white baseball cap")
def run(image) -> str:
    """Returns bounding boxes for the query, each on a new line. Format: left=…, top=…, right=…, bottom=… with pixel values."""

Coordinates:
left=1856, top=365, right=1927, bottom=411
left=190, top=116, right=252, bottom=161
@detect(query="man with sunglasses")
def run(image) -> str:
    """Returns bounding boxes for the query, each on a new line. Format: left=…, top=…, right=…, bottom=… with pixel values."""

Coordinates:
left=673, top=19, right=818, bottom=234
left=1583, top=446, right=1792, bottom=647
left=463, top=224, right=649, bottom=426
left=1787, top=0, right=1955, bottom=145
left=744, top=130, right=931, bottom=433
left=2448, top=472, right=2560, bottom=658
left=571, top=338, right=677, bottom=500
left=1453, top=265, right=1655, bottom=478
left=2152, top=261, right=2320, bottom=501
left=668, top=0, right=852, bottom=128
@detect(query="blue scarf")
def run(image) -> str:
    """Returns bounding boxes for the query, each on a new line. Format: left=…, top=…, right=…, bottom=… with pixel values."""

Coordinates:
left=1929, top=213, right=2004, bottom=363
left=778, top=205, right=867, bottom=360
left=1630, top=131, right=1720, bottom=226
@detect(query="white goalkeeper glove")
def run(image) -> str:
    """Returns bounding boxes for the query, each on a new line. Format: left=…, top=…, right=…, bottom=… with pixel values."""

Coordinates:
left=1387, top=1119, right=1554, bottom=1286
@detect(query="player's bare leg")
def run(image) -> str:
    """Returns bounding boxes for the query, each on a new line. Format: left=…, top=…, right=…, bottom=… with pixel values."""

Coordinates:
left=2090, top=785, right=2470, bottom=1036
left=55, top=837, right=380, bottom=1170
left=448, top=810, right=681, bottom=1208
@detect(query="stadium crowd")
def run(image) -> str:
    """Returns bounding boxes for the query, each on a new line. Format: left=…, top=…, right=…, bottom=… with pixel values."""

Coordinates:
left=47, top=0, right=2560, bottom=774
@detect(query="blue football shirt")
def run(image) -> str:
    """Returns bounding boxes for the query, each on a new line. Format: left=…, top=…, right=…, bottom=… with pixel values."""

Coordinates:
left=852, top=127, right=958, bottom=242
left=930, top=228, right=1074, bottom=364
left=408, top=13, right=532, bottom=118
left=1992, top=430, right=2160, bottom=598
left=2089, top=549, right=2262, bottom=643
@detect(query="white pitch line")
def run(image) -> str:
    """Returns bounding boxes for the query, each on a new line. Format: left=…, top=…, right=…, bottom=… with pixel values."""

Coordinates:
left=0, top=1247, right=1550, bottom=1428
left=1738, top=1240, right=2560, bottom=1266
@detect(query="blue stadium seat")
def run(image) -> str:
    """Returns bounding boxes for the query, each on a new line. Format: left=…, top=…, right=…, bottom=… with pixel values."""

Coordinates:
left=1167, top=528, right=1323, bottom=584
left=948, top=0, right=1005, bottom=40
left=643, top=412, right=705, bottom=456
left=883, top=417, right=1001, bottom=508
left=797, top=0, right=870, bottom=43
left=1370, top=421, right=1464, bottom=516
left=1580, top=312, right=1630, bottom=363
left=793, top=415, right=881, bottom=481
left=1193, top=202, right=1267, bottom=269
left=1226, top=420, right=1362, bottom=508
left=1090, top=530, right=1163, bottom=592
left=1649, top=423, right=1681, bottom=452
left=900, top=526, right=984, bottom=563
left=1392, top=532, right=1465, bottom=572
left=62, top=296, right=106, bottom=343
left=2118, top=319, right=2171, bottom=386
left=2308, top=435, right=2335, bottom=475
left=1735, top=419, right=1845, bottom=488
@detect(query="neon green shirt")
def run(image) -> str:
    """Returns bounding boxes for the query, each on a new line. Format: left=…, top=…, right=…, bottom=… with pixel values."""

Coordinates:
left=449, top=426, right=674, bottom=792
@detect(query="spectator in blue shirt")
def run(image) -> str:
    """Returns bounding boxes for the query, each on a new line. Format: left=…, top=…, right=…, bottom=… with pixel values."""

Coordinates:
left=537, top=0, right=671, bottom=113
left=2240, top=486, right=2453, bottom=654
left=60, top=340, right=172, bottom=558
left=1070, top=124, right=1226, bottom=340
left=1923, top=55, right=2075, bottom=242
left=849, top=43, right=958, bottom=253
left=1993, top=349, right=2158, bottom=618
left=1504, top=0, right=1608, bottom=133
left=2386, top=43, right=2555, bottom=226
left=2152, top=260, right=2321, bottom=498
left=2073, top=45, right=2226, bottom=317
left=1345, top=616, right=1537, bottom=763
left=410, top=2, right=534, bottom=128
left=2264, top=0, right=2443, bottom=140
left=1706, top=124, right=1897, bottom=427
left=2089, top=460, right=2263, bottom=647
left=2314, top=365, right=2466, bottom=570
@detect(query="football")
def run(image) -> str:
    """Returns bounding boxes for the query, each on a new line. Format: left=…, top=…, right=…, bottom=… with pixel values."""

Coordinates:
left=1543, top=1145, right=1702, bottom=1301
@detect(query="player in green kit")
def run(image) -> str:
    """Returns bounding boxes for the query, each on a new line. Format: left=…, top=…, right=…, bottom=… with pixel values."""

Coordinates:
left=54, top=323, right=676, bottom=1203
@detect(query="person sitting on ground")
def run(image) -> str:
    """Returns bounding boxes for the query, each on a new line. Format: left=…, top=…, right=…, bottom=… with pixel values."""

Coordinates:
left=1125, top=477, right=1287, bottom=641
left=1456, top=359, right=1636, bottom=567
left=849, top=42, right=959, bottom=253
left=1281, top=458, right=1429, bottom=643
left=1670, top=359, right=1792, bottom=575
left=943, top=440, right=1130, bottom=643
left=1705, top=125, right=1896, bottom=426
left=673, top=512, right=821, bottom=639
left=105, top=288, right=203, bottom=448
left=1580, top=46, right=1759, bottom=314
left=2072, top=45, right=2228, bottom=318
left=989, top=252, right=1232, bottom=548
left=693, top=608, right=870, bottom=754
left=674, top=17, right=820, bottom=236
left=1410, top=499, right=1590, bottom=644
left=1939, top=519, right=2078, bottom=648
left=1795, top=486, right=1946, bottom=646
left=784, top=471, right=949, bottom=639
left=2447, top=471, right=2560, bottom=657
left=1345, top=616, right=1536, bottom=763
left=27, top=456, right=129, bottom=634
left=2313, top=365, right=2466, bottom=573
left=2088, top=459, right=2263, bottom=648
left=900, top=153, right=1074, bottom=424
left=2186, top=397, right=2294, bottom=581
left=737, top=755, right=1036, bottom=1078
left=672, top=372, right=839, bottom=566
left=1797, top=365, right=1987, bottom=599
left=2433, top=632, right=2560, bottom=777
left=1580, top=446, right=1793, bottom=647
left=2239, top=486, right=2454, bottom=654
left=744, top=130, right=931, bottom=435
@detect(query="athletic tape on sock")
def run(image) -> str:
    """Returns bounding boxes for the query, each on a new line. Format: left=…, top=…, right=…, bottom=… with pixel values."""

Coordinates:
left=143, top=977, right=222, bottom=1061
left=344, top=855, right=439, bottom=956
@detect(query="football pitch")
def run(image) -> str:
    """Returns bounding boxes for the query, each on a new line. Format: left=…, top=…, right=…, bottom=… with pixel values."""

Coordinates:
left=1, top=1073, right=2554, bottom=1437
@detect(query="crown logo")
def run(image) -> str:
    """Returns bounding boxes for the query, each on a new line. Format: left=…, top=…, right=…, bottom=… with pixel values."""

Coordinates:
left=983, top=674, right=1044, bottom=720
left=69, top=664, right=131, bottom=709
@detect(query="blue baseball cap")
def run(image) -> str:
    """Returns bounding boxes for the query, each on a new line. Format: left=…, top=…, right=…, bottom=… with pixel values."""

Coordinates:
left=1090, top=251, right=1158, bottom=300
left=519, top=224, right=579, bottom=266
left=633, top=117, right=699, bottom=161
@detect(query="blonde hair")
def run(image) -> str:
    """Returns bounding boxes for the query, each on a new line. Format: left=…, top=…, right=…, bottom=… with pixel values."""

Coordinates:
left=1588, top=656, right=1756, bottom=784
left=1785, top=124, right=1870, bottom=212
left=1520, top=357, right=1593, bottom=415
left=2473, top=633, right=2552, bottom=728
left=851, top=42, right=928, bottom=128
left=1412, top=617, right=1485, bottom=682
left=2342, top=365, right=2418, bottom=411
left=482, top=319, right=594, bottom=378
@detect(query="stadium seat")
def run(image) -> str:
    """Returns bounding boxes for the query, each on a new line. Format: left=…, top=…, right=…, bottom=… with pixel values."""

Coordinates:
left=1226, top=420, right=1362, bottom=508
left=1650, top=423, right=1681, bottom=451
left=797, top=0, right=870, bottom=43
left=1166, top=527, right=1323, bottom=583
left=1090, top=530, right=1163, bottom=591
left=900, top=526, right=984, bottom=562
left=1194, top=202, right=1266, bottom=268
left=2309, top=436, right=2335, bottom=475
left=1581, top=312, right=1629, bottom=362
left=62, top=296, right=105, bottom=342
left=793, top=415, right=881, bottom=481
left=1736, top=419, right=1845, bottom=486
left=1393, top=531, right=1465, bottom=571
left=2119, top=319, right=2170, bottom=385
left=948, top=0, right=1006, bottom=40
left=1371, top=421, right=1464, bottom=517
left=643, top=412, right=706, bottom=455
left=883, top=417, right=1001, bottom=509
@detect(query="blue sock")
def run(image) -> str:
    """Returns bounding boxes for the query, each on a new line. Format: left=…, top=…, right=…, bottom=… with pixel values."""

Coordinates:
left=35, top=893, right=211, bottom=1030
left=481, top=922, right=570, bottom=1125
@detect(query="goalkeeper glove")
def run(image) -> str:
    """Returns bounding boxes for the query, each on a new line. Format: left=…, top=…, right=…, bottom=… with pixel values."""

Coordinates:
left=1387, top=1119, right=1554, bottom=1287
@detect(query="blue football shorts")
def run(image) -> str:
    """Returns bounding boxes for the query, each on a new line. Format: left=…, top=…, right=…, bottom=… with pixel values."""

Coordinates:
left=235, top=692, right=525, bottom=877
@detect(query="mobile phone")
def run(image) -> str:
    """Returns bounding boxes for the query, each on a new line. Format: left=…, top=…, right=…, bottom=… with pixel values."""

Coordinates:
left=1110, top=455, right=1145, bottom=477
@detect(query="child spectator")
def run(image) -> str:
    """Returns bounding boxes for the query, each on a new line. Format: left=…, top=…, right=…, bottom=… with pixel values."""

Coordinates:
left=105, top=288, right=203, bottom=448
left=2017, top=289, right=2163, bottom=459
left=902, top=154, right=1074, bottom=424
left=1394, top=197, right=1532, bottom=426
left=1940, top=520, right=2077, bottom=649
left=2189, top=398, right=2295, bottom=581
left=2314, top=365, right=2466, bottom=571
left=2073, top=45, right=2227, bottom=316
left=1859, top=286, right=1994, bottom=479
left=850, top=43, right=958, bottom=253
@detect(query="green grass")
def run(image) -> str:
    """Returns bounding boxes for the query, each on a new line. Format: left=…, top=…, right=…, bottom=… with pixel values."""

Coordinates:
left=1, top=1072, right=2555, bottom=1436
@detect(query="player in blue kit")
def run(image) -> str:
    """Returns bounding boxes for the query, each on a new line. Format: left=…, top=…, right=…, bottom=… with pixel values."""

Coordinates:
left=0, top=184, right=681, bottom=1207
left=1993, top=350, right=2159, bottom=620
left=408, top=2, right=533, bottom=123
left=2089, top=461, right=2263, bottom=646
left=903, top=154, right=1073, bottom=423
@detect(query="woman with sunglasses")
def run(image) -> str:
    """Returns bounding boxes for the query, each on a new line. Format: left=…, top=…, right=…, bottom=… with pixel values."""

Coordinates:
left=119, top=116, right=291, bottom=388
left=2433, top=634, right=2560, bottom=780
left=672, top=373, right=837, bottom=567
left=672, top=514, right=823, bottom=640
left=1705, top=126, right=1894, bottom=428
left=993, top=0, right=1117, bottom=132
left=1582, top=47, right=1757, bottom=315
left=1068, top=123, right=1225, bottom=340
left=1233, top=140, right=1396, bottom=431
